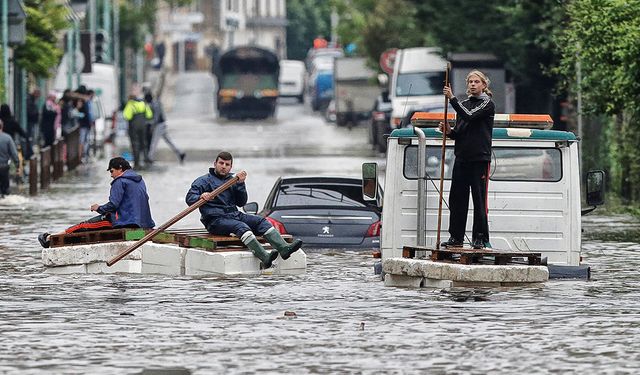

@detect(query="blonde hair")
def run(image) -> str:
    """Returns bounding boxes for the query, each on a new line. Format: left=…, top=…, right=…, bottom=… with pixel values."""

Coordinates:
left=466, top=70, right=493, bottom=97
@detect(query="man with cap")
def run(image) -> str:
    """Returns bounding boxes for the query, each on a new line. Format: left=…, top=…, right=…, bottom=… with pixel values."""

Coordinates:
left=38, top=156, right=155, bottom=248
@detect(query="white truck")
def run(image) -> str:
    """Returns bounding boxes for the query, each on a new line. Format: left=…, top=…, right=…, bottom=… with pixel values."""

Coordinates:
left=362, top=113, right=605, bottom=279
left=333, top=57, right=379, bottom=127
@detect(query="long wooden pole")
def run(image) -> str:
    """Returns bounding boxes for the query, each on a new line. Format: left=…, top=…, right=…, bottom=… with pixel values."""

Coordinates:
left=436, top=63, right=451, bottom=249
left=107, top=175, right=239, bottom=267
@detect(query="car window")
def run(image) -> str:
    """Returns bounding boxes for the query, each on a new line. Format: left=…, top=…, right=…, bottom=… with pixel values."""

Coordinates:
left=274, top=183, right=369, bottom=208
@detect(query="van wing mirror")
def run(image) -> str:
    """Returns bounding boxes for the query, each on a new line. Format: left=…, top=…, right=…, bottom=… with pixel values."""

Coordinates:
left=243, top=202, right=259, bottom=214
left=362, top=162, right=378, bottom=201
left=582, top=170, right=605, bottom=215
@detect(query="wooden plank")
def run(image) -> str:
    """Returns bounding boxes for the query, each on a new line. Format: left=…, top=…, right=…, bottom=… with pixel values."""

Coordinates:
left=403, top=245, right=542, bottom=266
left=50, top=229, right=128, bottom=247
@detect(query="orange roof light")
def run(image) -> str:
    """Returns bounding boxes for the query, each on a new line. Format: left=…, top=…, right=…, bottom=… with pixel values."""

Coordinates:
left=411, top=112, right=554, bottom=130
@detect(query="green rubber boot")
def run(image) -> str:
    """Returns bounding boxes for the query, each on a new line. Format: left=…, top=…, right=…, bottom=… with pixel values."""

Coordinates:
left=263, top=227, right=303, bottom=260
left=241, top=231, right=278, bottom=269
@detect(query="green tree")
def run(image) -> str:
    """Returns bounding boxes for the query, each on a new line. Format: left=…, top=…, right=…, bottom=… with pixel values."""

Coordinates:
left=286, top=0, right=332, bottom=60
left=13, top=0, right=69, bottom=77
left=555, top=0, right=640, bottom=203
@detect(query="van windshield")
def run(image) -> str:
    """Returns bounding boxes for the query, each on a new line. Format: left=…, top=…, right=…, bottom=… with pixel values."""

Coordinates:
left=396, top=72, right=445, bottom=96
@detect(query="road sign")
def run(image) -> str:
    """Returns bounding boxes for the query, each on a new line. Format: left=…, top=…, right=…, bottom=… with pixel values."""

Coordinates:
left=379, top=48, right=397, bottom=75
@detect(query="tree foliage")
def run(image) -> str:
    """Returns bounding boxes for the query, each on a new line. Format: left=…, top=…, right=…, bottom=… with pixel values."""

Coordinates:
left=555, top=0, right=640, bottom=203
left=119, top=0, right=158, bottom=51
left=286, top=0, right=332, bottom=60
left=13, top=0, right=69, bottom=77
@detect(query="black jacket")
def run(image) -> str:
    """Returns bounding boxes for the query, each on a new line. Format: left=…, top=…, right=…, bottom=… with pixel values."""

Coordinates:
left=448, top=93, right=495, bottom=162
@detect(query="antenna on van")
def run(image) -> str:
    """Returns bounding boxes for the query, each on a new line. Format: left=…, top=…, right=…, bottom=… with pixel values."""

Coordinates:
left=400, top=83, right=413, bottom=127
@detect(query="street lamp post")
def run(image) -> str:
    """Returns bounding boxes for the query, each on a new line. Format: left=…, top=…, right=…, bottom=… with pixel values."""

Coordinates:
left=2, top=0, right=9, bottom=103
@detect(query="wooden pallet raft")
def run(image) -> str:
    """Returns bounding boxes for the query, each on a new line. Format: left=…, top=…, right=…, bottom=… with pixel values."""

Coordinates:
left=49, top=228, right=148, bottom=248
left=173, top=231, right=293, bottom=251
left=402, top=245, right=542, bottom=266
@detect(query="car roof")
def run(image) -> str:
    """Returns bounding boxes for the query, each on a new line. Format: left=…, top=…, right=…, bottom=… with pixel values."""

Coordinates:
left=279, top=176, right=362, bottom=185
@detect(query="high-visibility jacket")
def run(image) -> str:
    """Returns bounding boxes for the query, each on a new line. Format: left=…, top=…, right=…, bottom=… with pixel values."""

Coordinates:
left=123, top=99, right=153, bottom=121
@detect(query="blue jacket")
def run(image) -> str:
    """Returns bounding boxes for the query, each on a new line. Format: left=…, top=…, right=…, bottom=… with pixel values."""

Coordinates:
left=185, top=169, right=247, bottom=226
left=97, top=169, right=155, bottom=228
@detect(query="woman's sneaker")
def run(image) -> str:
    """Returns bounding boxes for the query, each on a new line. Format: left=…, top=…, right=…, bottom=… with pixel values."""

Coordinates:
left=440, top=237, right=463, bottom=248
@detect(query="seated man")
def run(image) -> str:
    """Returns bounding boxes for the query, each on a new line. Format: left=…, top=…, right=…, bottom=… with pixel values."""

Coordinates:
left=186, top=151, right=302, bottom=269
left=38, top=157, right=155, bottom=248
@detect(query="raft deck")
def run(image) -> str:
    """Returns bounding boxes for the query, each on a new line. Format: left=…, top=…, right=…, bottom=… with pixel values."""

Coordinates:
left=402, top=246, right=542, bottom=266
left=49, top=228, right=292, bottom=250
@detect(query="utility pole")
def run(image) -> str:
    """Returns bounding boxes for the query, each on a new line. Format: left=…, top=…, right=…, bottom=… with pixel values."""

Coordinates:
left=2, top=0, right=9, bottom=103
left=89, top=0, right=96, bottom=62
left=103, top=0, right=111, bottom=62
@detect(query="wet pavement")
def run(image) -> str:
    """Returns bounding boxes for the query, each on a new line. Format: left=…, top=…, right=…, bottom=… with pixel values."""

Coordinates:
left=1, top=71, right=639, bottom=374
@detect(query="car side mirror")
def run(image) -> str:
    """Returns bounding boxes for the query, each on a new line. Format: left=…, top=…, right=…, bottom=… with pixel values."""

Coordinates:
left=586, top=170, right=605, bottom=206
left=243, top=202, right=259, bottom=214
left=362, top=162, right=378, bottom=201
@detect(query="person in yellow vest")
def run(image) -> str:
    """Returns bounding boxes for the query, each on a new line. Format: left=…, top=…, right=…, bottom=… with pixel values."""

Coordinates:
left=123, top=92, right=153, bottom=169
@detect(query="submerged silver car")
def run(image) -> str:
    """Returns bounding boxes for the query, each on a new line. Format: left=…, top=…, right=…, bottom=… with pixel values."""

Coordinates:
left=244, top=176, right=382, bottom=249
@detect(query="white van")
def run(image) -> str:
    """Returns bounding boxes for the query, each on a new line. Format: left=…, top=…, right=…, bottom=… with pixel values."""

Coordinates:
left=278, top=59, right=305, bottom=102
left=389, top=47, right=448, bottom=129
left=362, top=113, right=605, bottom=280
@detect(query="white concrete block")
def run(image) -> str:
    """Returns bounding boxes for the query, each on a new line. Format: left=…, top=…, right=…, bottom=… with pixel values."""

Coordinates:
left=86, top=260, right=142, bottom=274
left=268, top=250, right=307, bottom=275
left=42, top=242, right=141, bottom=267
left=141, top=243, right=185, bottom=276
left=44, top=264, right=87, bottom=274
left=422, top=278, right=453, bottom=288
left=383, top=258, right=549, bottom=285
left=383, top=274, right=423, bottom=288
left=184, top=249, right=261, bottom=276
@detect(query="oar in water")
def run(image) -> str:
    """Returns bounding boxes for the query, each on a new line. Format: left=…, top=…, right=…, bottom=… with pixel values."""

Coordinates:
left=107, top=175, right=240, bottom=267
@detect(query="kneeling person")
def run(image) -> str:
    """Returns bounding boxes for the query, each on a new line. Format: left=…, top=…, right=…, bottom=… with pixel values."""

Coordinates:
left=38, top=157, right=155, bottom=248
left=186, top=151, right=302, bottom=268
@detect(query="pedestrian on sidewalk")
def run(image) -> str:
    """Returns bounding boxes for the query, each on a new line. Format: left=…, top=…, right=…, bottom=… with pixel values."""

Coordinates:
left=0, top=120, right=20, bottom=198
left=40, top=91, right=61, bottom=148
left=145, top=92, right=185, bottom=163
left=37, top=156, right=155, bottom=248
left=439, top=70, right=495, bottom=250
left=185, top=151, right=303, bottom=269
left=123, top=89, right=153, bottom=169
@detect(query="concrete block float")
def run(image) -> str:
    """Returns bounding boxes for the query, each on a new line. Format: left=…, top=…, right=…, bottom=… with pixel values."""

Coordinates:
left=42, top=241, right=306, bottom=276
left=383, top=258, right=549, bottom=288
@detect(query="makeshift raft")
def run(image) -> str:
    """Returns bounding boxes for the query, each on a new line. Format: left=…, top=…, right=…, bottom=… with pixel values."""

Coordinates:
left=383, top=245, right=549, bottom=288
left=42, top=228, right=306, bottom=276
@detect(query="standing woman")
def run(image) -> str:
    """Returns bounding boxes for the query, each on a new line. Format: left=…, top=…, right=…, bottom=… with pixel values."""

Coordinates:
left=40, top=91, right=61, bottom=147
left=439, top=70, right=495, bottom=249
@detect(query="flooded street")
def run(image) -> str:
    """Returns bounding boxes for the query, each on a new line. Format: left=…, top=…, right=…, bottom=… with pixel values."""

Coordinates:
left=1, top=72, right=640, bottom=374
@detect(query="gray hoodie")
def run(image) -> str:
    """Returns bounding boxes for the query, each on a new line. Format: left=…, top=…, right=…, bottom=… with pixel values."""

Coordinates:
left=0, top=131, right=19, bottom=167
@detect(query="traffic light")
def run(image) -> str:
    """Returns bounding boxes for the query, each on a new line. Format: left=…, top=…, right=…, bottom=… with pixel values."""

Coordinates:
left=94, top=30, right=108, bottom=63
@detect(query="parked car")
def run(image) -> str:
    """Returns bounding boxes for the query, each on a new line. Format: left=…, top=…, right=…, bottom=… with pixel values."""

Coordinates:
left=369, top=92, right=392, bottom=153
left=244, top=176, right=383, bottom=249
